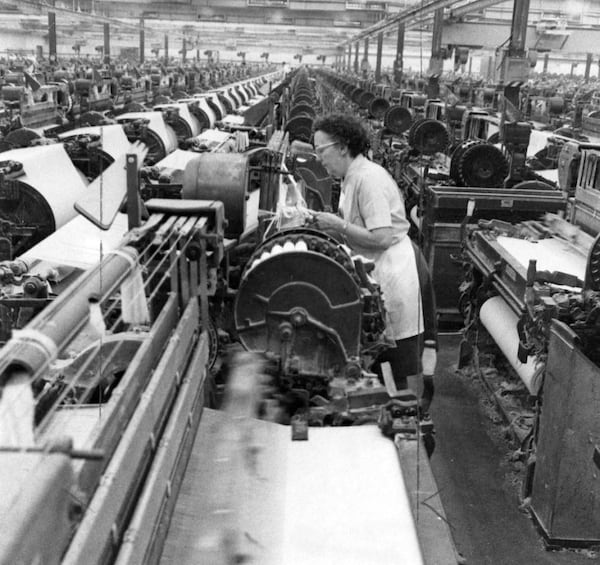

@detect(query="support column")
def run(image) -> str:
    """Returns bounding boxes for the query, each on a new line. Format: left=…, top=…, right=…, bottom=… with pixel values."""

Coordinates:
left=543, top=52, right=549, bottom=74
left=585, top=53, right=593, bottom=81
left=375, top=32, right=383, bottom=82
left=394, top=22, right=404, bottom=86
left=347, top=44, right=352, bottom=71
left=501, top=0, right=531, bottom=105
left=354, top=42, right=359, bottom=73
left=139, top=19, right=145, bottom=64
left=164, top=34, right=169, bottom=62
left=48, top=12, right=57, bottom=65
left=182, top=38, right=187, bottom=63
left=428, top=8, right=444, bottom=74
left=508, top=0, right=530, bottom=56
left=361, top=38, right=370, bottom=78
left=103, top=23, right=110, bottom=64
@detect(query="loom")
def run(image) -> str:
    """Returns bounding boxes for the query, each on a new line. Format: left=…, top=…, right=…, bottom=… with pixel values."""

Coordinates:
left=0, top=70, right=459, bottom=563
left=460, top=140, right=600, bottom=546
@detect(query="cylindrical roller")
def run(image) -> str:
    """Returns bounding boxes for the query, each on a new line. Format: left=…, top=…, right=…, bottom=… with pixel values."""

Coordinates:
left=457, top=141, right=509, bottom=188
left=351, top=88, right=365, bottom=105
left=216, top=92, right=234, bottom=115
left=285, top=115, right=314, bottom=143
left=1, top=86, right=25, bottom=101
left=289, top=103, right=316, bottom=119
left=204, top=93, right=225, bottom=121
left=3, top=73, right=24, bottom=85
left=384, top=105, right=413, bottom=134
left=58, top=124, right=131, bottom=161
left=74, top=78, right=92, bottom=94
left=182, top=152, right=249, bottom=237
left=368, top=97, right=391, bottom=119
left=0, top=245, right=139, bottom=382
left=235, top=85, right=249, bottom=105
left=3, top=128, right=42, bottom=149
left=357, top=91, right=375, bottom=110
left=292, top=93, right=313, bottom=106
left=479, top=296, right=541, bottom=394
left=407, top=118, right=449, bottom=155
left=0, top=144, right=89, bottom=255
left=116, top=111, right=178, bottom=164
left=228, top=87, right=243, bottom=108
left=154, top=102, right=202, bottom=140
left=547, top=96, right=564, bottom=115
left=482, top=88, right=495, bottom=104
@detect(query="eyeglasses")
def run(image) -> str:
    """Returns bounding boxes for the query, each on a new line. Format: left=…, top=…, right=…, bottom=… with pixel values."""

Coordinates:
left=314, top=141, right=339, bottom=155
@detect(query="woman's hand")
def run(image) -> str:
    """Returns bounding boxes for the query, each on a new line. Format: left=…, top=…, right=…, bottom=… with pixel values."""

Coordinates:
left=312, top=212, right=345, bottom=234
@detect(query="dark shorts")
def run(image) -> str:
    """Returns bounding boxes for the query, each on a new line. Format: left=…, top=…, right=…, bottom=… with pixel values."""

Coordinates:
left=375, top=334, right=423, bottom=390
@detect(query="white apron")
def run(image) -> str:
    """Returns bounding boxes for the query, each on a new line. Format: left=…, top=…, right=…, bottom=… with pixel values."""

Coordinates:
left=372, top=236, right=424, bottom=341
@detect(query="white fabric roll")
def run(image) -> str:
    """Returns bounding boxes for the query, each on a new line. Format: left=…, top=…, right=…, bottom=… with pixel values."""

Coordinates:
left=479, top=296, right=542, bottom=394
left=0, top=144, right=88, bottom=230
left=58, top=124, right=131, bottom=160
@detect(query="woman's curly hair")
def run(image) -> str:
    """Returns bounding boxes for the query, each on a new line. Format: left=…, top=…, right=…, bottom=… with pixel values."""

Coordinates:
left=313, top=114, right=369, bottom=158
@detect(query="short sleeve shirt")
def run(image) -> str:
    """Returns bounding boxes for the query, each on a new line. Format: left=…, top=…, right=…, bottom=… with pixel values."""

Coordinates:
left=339, top=154, right=410, bottom=260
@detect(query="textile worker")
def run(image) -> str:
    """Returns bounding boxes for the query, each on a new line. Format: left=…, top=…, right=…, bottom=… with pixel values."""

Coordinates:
left=311, top=113, right=436, bottom=410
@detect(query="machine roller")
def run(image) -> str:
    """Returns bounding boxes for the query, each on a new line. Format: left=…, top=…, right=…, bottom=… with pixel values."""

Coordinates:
left=0, top=144, right=89, bottom=259
left=116, top=111, right=178, bottom=164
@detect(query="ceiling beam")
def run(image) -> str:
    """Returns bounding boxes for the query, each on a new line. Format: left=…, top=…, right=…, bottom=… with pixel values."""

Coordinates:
left=339, top=0, right=460, bottom=46
left=442, top=20, right=595, bottom=54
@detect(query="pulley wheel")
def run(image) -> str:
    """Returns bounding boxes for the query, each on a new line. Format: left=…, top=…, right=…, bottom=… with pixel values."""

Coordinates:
left=124, top=101, right=146, bottom=113
left=450, top=140, right=483, bottom=185
left=80, top=111, right=110, bottom=126
left=457, top=141, right=509, bottom=188
left=368, top=97, right=390, bottom=119
left=351, top=88, right=364, bottom=105
left=384, top=105, right=413, bottom=134
left=153, top=94, right=172, bottom=105
left=172, top=90, right=188, bottom=100
left=289, top=103, right=316, bottom=119
left=285, top=115, right=314, bottom=143
left=357, top=91, right=375, bottom=110
left=293, top=94, right=313, bottom=106
left=407, top=118, right=449, bottom=155
left=3, top=128, right=42, bottom=149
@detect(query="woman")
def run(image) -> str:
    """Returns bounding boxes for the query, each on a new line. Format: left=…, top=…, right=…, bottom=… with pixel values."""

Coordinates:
left=311, top=113, right=436, bottom=406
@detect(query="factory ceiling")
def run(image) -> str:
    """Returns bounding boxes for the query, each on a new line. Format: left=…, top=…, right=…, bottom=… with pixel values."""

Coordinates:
left=1, top=0, right=599, bottom=61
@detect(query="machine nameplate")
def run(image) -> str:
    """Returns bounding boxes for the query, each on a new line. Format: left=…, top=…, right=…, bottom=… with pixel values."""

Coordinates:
left=500, top=199, right=514, bottom=208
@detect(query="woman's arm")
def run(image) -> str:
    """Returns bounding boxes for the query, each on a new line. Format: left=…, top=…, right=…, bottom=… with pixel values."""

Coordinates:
left=313, top=212, right=395, bottom=250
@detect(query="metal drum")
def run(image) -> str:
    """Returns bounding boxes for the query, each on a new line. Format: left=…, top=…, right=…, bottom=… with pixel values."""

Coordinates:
left=182, top=152, right=252, bottom=238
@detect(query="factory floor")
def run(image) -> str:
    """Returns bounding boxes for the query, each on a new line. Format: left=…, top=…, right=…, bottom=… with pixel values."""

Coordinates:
left=430, top=333, right=596, bottom=565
